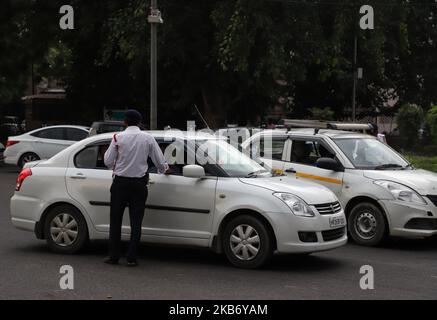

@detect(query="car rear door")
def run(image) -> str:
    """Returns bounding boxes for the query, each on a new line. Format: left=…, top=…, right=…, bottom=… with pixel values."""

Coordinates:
left=65, top=141, right=114, bottom=232
left=249, top=134, right=288, bottom=174
left=283, top=137, right=345, bottom=197
left=31, top=128, right=73, bottom=158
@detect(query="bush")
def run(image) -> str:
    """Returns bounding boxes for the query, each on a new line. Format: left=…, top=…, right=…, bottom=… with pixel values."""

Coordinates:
left=425, top=105, right=437, bottom=144
left=396, top=103, right=424, bottom=147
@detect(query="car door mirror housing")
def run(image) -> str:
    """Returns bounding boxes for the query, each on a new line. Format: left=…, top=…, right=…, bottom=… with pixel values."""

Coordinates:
left=316, top=158, right=344, bottom=172
left=183, top=165, right=206, bottom=178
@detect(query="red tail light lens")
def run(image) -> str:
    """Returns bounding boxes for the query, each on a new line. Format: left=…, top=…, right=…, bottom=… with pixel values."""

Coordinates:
left=16, top=168, right=32, bottom=191
left=6, top=140, right=19, bottom=148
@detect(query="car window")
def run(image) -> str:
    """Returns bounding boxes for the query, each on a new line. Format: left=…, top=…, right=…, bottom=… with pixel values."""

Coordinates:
left=75, top=144, right=110, bottom=169
left=260, top=137, right=286, bottom=160
left=290, top=139, right=334, bottom=166
left=250, top=136, right=286, bottom=160
left=66, top=128, right=88, bottom=141
left=148, top=140, right=220, bottom=176
left=31, top=128, right=65, bottom=140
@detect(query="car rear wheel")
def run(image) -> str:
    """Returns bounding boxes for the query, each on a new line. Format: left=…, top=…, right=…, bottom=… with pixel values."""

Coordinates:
left=18, top=152, right=40, bottom=168
left=348, top=202, right=387, bottom=246
left=222, top=215, right=273, bottom=269
left=44, top=205, right=88, bottom=254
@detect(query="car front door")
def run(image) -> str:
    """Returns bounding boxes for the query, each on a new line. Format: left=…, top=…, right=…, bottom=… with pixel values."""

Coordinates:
left=144, top=140, right=217, bottom=239
left=283, top=137, right=345, bottom=197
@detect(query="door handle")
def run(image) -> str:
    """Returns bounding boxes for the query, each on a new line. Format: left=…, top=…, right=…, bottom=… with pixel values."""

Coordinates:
left=148, top=180, right=155, bottom=185
left=70, top=173, right=87, bottom=180
left=285, top=168, right=296, bottom=173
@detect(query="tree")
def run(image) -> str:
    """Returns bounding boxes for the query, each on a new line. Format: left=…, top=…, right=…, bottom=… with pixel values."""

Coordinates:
left=396, top=103, right=424, bottom=146
left=425, top=105, right=437, bottom=144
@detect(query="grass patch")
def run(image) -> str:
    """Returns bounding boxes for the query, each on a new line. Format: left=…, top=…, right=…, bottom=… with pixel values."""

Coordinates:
left=405, top=154, right=437, bottom=173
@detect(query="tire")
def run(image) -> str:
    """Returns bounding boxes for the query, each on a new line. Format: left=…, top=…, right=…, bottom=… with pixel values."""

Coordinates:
left=44, top=205, right=88, bottom=254
left=222, top=215, right=273, bottom=269
left=18, top=152, right=40, bottom=168
left=348, top=202, right=387, bottom=246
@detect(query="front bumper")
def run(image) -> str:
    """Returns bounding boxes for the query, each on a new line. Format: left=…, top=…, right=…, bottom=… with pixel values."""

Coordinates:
left=380, top=199, right=437, bottom=238
left=268, top=210, right=348, bottom=254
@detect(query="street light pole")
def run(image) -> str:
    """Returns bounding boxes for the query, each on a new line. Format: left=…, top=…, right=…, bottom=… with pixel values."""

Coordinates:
left=352, top=31, right=358, bottom=123
left=148, top=0, right=163, bottom=130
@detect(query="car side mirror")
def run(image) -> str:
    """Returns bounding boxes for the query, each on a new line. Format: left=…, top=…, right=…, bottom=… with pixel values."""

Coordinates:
left=183, top=165, right=206, bottom=178
left=316, top=157, right=344, bottom=172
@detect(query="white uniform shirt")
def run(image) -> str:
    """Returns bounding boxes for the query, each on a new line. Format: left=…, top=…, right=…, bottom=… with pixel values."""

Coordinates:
left=104, top=126, right=168, bottom=178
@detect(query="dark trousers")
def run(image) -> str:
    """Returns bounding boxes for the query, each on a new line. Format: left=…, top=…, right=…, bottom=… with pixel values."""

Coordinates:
left=109, top=175, right=148, bottom=262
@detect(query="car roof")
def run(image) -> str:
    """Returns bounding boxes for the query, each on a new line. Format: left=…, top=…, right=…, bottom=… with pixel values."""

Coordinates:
left=30, top=125, right=90, bottom=132
left=94, top=130, right=224, bottom=141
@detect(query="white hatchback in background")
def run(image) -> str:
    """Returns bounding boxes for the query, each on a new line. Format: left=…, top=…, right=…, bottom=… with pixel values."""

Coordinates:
left=4, top=125, right=90, bottom=168
left=242, top=129, right=437, bottom=246
left=10, top=131, right=347, bottom=269
left=0, top=142, right=5, bottom=161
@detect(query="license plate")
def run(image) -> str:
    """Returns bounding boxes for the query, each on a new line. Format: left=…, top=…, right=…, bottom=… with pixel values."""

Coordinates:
left=329, top=216, right=346, bottom=229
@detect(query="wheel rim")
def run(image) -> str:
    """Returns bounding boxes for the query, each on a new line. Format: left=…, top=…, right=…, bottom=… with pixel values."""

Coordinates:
left=354, top=211, right=377, bottom=240
left=50, top=213, right=78, bottom=247
left=229, top=224, right=260, bottom=261
left=23, top=154, right=38, bottom=164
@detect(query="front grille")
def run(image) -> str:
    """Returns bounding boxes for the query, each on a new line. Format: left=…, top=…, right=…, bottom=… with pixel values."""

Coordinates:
left=314, top=201, right=342, bottom=215
left=322, top=227, right=346, bottom=242
left=427, top=195, right=437, bottom=207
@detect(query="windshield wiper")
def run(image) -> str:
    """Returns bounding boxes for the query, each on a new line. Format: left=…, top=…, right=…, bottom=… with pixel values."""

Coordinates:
left=374, top=164, right=403, bottom=170
left=245, top=170, right=268, bottom=178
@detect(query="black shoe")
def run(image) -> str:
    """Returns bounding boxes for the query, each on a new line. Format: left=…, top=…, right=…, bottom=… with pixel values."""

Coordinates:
left=103, top=257, right=119, bottom=265
left=126, top=260, right=138, bottom=267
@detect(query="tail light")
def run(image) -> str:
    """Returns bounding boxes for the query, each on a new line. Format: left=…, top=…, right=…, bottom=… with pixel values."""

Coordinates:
left=16, top=168, right=32, bottom=191
left=6, top=140, right=19, bottom=148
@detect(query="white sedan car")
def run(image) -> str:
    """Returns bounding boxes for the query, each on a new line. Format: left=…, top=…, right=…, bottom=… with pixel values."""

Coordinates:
left=4, top=125, right=89, bottom=168
left=0, top=142, right=5, bottom=161
left=10, top=131, right=347, bottom=268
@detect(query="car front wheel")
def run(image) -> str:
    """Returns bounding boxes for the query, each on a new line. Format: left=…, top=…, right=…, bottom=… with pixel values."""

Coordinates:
left=222, top=215, right=273, bottom=269
left=44, top=205, right=88, bottom=254
left=348, top=202, right=387, bottom=246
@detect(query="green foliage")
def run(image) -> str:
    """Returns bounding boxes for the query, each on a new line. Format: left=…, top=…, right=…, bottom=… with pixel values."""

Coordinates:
left=425, top=105, right=437, bottom=144
left=396, top=103, right=424, bottom=145
left=3, top=0, right=437, bottom=128
left=406, top=154, right=437, bottom=173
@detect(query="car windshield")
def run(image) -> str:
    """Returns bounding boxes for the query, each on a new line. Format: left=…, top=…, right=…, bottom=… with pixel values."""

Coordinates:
left=196, top=139, right=270, bottom=178
left=333, top=138, right=410, bottom=170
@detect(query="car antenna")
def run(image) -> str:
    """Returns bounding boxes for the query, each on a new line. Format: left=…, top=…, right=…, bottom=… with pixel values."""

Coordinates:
left=194, top=104, right=211, bottom=130
left=314, top=128, right=320, bottom=135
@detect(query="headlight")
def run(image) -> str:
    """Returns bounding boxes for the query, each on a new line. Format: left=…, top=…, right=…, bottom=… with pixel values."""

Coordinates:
left=273, top=193, right=315, bottom=217
left=374, top=180, right=426, bottom=205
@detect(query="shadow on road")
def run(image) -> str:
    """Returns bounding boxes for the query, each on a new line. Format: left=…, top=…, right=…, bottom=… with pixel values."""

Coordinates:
left=0, top=163, right=20, bottom=174
left=12, top=239, right=345, bottom=272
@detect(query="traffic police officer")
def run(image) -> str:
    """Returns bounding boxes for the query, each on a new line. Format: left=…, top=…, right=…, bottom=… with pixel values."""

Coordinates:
left=103, top=110, right=168, bottom=266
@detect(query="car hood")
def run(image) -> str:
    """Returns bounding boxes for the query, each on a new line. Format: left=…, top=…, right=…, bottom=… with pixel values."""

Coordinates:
left=239, top=176, right=338, bottom=205
left=363, top=169, right=437, bottom=195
